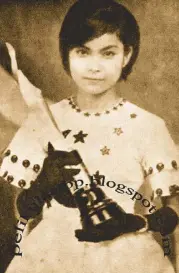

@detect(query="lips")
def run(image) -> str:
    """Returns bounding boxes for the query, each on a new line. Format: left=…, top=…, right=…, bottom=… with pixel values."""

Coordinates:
left=83, top=77, right=104, bottom=81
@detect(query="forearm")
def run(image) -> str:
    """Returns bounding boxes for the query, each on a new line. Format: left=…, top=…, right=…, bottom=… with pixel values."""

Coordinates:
left=171, top=225, right=179, bottom=273
left=163, top=194, right=179, bottom=272
left=16, top=172, right=77, bottom=220
left=16, top=175, right=48, bottom=220
left=16, top=169, right=55, bottom=220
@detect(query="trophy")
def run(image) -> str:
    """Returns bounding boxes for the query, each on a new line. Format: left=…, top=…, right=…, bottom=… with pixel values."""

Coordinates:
left=66, top=152, right=126, bottom=242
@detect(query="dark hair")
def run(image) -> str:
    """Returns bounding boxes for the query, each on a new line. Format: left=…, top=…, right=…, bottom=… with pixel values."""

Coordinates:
left=59, top=0, right=140, bottom=80
left=0, top=40, right=12, bottom=75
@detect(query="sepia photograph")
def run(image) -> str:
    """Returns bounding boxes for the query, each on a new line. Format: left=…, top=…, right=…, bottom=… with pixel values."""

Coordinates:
left=0, top=0, right=179, bottom=272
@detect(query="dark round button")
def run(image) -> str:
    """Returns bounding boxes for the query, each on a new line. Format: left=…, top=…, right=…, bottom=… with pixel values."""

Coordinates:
left=4, top=150, right=11, bottom=156
left=22, top=159, right=30, bottom=168
left=7, top=175, right=14, bottom=183
left=2, top=171, right=8, bottom=178
left=156, top=188, right=163, bottom=196
left=169, top=185, right=175, bottom=194
left=169, top=184, right=179, bottom=194
left=171, top=160, right=178, bottom=170
left=33, top=164, right=40, bottom=173
left=18, top=179, right=26, bottom=188
left=156, top=163, right=164, bottom=172
left=11, top=155, right=18, bottom=163
left=148, top=167, right=153, bottom=175
left=30, top=180, right=35, bottom=186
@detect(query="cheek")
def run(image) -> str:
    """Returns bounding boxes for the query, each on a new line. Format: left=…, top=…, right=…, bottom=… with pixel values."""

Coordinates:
left=104, top=60, right=123, bottom=80
left=69, top=58, right=86, bottom=77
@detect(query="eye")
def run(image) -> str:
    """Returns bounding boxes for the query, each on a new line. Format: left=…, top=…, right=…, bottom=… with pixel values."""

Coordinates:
left=103, top=51, right=116, bottom=58
left=76, top=48, right=89, bottom=57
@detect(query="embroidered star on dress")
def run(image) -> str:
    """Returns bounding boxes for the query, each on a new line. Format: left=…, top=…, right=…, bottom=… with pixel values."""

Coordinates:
left=130, top=113, right=137, bottom=118
left=114, top=128, right=123, bottom=136
left=84, top=112, right=90, bottom=117
left=100, top=146, right=110, bottom=155
left=73, top=130, right=88, bottom=143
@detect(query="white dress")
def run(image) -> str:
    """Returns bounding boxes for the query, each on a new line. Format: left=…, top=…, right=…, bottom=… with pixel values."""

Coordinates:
left=1, top=97, right=179, bottom=273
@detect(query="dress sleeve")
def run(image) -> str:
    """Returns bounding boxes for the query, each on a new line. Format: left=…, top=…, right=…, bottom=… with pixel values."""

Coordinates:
left=141, top=117, right=179, bottom=198
left=0, top=114, right=47, bottom=189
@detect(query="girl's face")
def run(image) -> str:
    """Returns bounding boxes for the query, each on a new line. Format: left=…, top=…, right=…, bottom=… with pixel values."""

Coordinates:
left=69, top=33, right=132, bottom=95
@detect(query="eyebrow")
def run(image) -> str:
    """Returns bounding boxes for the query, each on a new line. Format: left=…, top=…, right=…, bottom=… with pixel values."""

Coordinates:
left=100, top=45, right=119, bottom=51
left=78, top=45, right=119, bottom=51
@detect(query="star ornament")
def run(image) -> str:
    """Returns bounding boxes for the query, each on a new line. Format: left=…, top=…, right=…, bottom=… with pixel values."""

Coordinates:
left=73, top=130, right=88, bottom=143
left=100, top=146, right=110, bottom=155
left=114, top=127, right=123, bottom=136
left=94, top=170, right=105, bottom=185
left=130, top=113, right=137, bottom=119
left=62, top=129, right=71, bottom=138
left=84, top=112, right=90, bottom=117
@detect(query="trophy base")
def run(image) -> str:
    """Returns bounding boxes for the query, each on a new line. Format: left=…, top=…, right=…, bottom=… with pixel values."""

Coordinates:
left=73, top=185, right=128, bottom=242
left=75, top=201, right=127, bottom=242
left=75, top=217, right=124, bottom=242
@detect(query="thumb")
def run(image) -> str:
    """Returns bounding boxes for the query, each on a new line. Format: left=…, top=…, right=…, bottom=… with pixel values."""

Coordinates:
left=17, top=70, right=42, bottom=108
left=61, top=168, right=81, bottom=182
left=5, top=42, right=18, bottom=80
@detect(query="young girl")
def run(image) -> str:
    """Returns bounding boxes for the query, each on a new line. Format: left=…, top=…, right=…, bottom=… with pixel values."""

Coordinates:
left=1, top=1, right=179, bottom=272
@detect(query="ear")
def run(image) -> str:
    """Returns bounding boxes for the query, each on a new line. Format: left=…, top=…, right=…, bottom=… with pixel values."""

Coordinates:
left=122, top=46, right=133, bottom=68
left=48, top=142, right=55, bottom=155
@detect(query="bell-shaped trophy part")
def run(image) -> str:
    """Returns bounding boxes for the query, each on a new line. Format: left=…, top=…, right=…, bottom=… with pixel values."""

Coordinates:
left=68, top=164, right=126, bottom=242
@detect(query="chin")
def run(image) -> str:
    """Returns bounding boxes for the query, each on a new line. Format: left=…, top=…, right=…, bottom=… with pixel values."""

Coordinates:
left=79, top=85, right=111, bottom=96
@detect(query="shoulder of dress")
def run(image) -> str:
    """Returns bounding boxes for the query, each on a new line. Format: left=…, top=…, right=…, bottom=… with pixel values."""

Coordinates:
left=49, top=98, right=70, bottom=114
left=124, top=101, right=165, bottom=126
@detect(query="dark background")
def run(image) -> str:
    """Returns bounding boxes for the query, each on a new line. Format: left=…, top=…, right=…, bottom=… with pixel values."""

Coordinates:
left=0, top=0, right=179, bottom=272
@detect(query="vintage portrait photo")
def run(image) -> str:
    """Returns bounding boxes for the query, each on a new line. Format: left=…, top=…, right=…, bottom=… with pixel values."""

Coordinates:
left=0, top=0, right=179, bottom=272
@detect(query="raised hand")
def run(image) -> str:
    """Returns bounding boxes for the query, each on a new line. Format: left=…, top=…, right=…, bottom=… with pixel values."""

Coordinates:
left=5, top=42, right=18, bottom=80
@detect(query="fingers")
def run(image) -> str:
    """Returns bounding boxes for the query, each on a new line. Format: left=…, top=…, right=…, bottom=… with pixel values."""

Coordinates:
left=60, top=168, right=81, bottom=182
left=66, top=150, right=82, bottom=165
left=53, top=150, right=82, bottom=167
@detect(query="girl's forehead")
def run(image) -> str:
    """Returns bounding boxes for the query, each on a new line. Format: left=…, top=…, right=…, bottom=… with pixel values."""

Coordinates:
left=78, top=33, right=123, bottom=51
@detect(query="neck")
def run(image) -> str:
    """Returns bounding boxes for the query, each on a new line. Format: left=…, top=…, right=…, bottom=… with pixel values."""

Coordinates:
left=75, top=88, right=120, bottom=112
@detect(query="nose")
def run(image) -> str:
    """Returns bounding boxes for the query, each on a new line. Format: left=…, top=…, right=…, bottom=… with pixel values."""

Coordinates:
left=87, top=56, right=102, bottom=73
